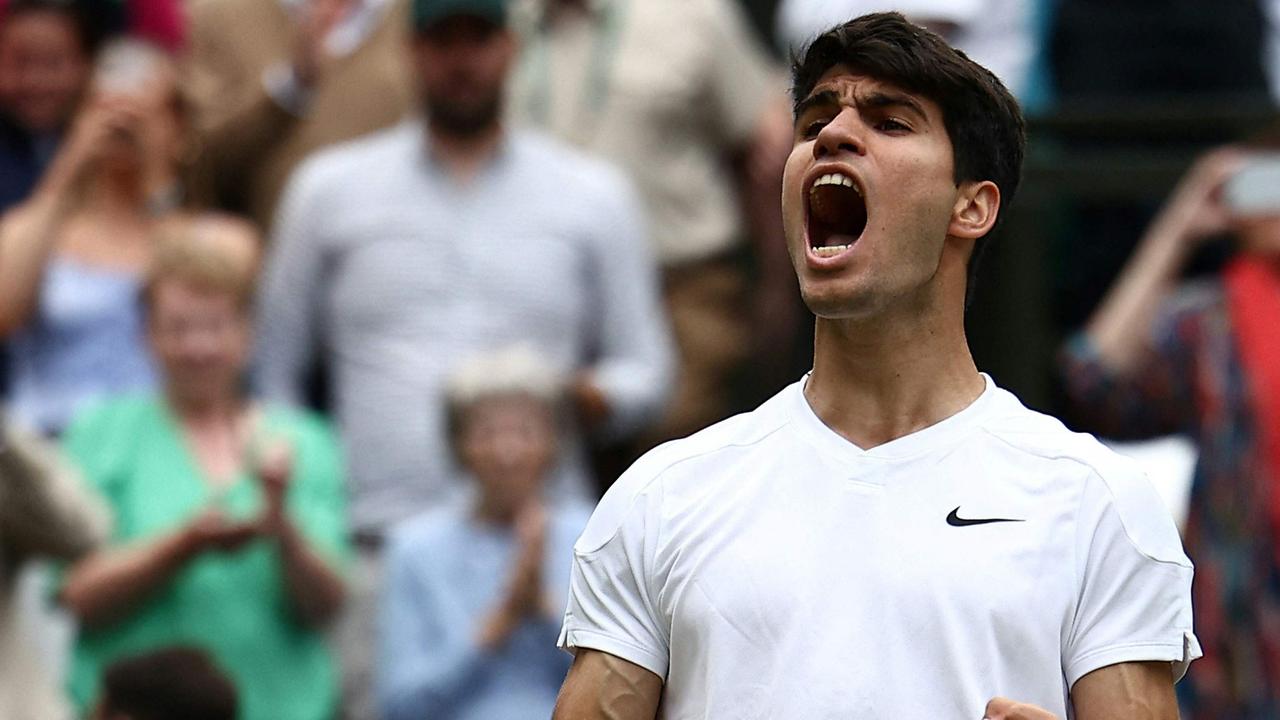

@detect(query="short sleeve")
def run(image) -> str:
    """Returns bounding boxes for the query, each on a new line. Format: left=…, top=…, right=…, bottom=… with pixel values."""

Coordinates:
left=60, top=399, right=140, bottom=527
left=1063, top=467, right=1201, bottom=687
left=558, top=468, right=669, bottom=679
left=701, top=0, right=780, bottom=145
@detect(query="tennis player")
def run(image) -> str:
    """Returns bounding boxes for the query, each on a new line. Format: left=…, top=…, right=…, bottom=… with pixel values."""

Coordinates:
left=553, top=13, right=1199, bottom=720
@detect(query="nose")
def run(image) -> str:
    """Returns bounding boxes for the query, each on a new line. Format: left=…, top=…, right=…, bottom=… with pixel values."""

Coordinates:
left=812, top=108, right=866, bottom=161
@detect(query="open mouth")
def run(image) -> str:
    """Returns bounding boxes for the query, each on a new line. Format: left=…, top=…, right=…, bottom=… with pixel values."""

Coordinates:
left=807, top=172, right=868, bottom=258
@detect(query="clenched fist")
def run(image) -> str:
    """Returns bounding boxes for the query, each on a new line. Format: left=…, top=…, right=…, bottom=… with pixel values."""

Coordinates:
left=984, top=697, right=1059, bottom=720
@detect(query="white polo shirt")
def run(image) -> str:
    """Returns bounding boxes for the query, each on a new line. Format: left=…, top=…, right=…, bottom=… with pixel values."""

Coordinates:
left=559, top=375, right=1200, bottom=718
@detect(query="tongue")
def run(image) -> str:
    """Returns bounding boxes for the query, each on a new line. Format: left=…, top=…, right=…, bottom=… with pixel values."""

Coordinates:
left=810, top=185, right=863, bottom=227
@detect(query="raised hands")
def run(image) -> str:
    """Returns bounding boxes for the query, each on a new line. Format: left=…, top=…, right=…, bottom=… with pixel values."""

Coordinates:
left=253, top=438, right=295, bottom=533
left=181, top=507, right=261, bottom=556
left=1151, top=147, right=1248, bottom=247
left=478, top=501, right=550, bottom=649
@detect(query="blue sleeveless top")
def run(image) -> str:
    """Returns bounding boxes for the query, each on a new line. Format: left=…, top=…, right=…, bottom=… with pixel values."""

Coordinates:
left=7, top=257, right=156, bottom=434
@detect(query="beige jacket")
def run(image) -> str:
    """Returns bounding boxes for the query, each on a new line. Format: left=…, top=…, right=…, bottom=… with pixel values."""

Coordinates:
left=186, top=0, right=416, bottom=230
left=0, top=421, right=109, bottom=720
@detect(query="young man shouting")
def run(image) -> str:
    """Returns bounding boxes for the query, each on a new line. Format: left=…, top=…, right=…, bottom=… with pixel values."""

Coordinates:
left=552, top=13, right=1198, bottom=720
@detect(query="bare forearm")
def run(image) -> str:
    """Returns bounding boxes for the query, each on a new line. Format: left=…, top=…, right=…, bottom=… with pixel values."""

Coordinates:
left=0, top=165, right=80, bottom=334
left=1085, top=149, right=1243, bottom=374
left=273, top=516, right=345, bottom=626
left=61, top=530, right=194, bottom=628
left=553, top=650, right=663, bottom=720
left=1071, top=661, right=1179, bottom=720
left=1083, top=219, right=1189, bottom=373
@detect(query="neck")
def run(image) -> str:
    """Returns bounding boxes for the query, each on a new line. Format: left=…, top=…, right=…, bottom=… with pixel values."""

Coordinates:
left=804, top=283, right=983, bottom=450
left=473, top=497, right=519, bottom=527
left=168, top=389, right=243, bottom=426
left=428, top=122, right=503, bottom=184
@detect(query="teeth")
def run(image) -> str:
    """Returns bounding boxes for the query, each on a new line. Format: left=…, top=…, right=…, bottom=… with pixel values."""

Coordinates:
left=812, top=244, right=851, bottom=257
left=810, top=173, right=860, bottom=194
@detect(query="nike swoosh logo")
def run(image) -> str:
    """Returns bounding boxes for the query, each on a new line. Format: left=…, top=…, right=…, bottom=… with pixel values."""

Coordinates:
left=946, top=506, right=1025, bottom=527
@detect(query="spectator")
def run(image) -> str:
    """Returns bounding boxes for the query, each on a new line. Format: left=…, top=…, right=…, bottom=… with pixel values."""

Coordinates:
left=91, top=646, right=237, bottom=720
left=256, top=0, right=671, bottom=715
left=58, top=215, right=349, bottom=720
left=0, top=40, right=193, bottom=435
left=509, top=0, right=797, bottom=442
left=185, top=0, right=415, bottom=229
left=1061, top=144, right=1280, bottom=717
left=0, top=0, right=98, bottom=213
left=775, top=0, right=1035, bottom=99
left=378, top=345, right=590, bottom=720
left=0, top=416, right=110, bottom=720
left=0, top=0, right=184, bottom=56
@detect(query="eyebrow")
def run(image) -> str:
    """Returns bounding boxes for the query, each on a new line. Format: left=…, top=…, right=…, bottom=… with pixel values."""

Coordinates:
left=859, top=91, right=928, bottom=120
left=793, top=87, right=929, bottom=123
left=794, top=89, right=840, bottom=120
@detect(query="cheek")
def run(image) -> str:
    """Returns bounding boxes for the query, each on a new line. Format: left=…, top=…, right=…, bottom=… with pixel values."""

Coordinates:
left=781, top=144, right=811, bottom=241
left=782, top=145, right=809, bottom=207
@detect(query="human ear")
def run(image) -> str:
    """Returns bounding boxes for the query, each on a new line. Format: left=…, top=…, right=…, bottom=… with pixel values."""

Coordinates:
left=947, top=180, right=1000, bottom=240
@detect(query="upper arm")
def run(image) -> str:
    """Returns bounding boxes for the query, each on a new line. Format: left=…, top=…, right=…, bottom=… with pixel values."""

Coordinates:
left=254, top=164, right=328, bottom=404
left=1070, top=661, right=1178, bottom=720
left=553, top=649, right=663, bottom=720
left=1062, top=467, right=1198, bottom=687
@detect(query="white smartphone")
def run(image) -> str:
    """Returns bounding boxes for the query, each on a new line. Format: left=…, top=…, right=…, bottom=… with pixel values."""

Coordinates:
left=93, top=40, right=161, bottom=98
left=1224, top=153, right=1280, bottom=216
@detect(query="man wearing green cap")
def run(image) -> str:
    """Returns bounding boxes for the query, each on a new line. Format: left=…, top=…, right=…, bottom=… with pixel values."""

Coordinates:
left=256, top=0, right=672, bottom=717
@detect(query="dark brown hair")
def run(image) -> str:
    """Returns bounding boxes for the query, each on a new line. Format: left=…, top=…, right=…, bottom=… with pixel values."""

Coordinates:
left=791, top=12, right=1026, bottom=302
left=100, top=646, right=237, bottom=720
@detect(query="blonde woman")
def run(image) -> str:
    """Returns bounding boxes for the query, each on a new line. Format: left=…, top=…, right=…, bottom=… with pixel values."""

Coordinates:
left=59, top=215, right=348, bottom=720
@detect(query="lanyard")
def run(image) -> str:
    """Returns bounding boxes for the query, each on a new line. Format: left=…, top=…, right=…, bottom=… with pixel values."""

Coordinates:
left=524, top=0, right=627, bottom=145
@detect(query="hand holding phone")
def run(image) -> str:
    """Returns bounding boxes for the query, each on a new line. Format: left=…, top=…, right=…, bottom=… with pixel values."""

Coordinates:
left=1224, top=153, right=1280, bottom=217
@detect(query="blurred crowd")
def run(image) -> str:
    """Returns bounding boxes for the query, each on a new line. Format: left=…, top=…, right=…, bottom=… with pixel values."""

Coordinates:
left=0, top=0, right=1279, bottom=719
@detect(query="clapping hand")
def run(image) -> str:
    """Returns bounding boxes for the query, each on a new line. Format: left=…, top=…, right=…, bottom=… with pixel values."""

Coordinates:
left=507, top=502, right=549, bottom=617
left=253, top=439, right=295, bottom=536
left=182, top=508, right=260, bottom=555
left=479, top=501, right=550, bottom=649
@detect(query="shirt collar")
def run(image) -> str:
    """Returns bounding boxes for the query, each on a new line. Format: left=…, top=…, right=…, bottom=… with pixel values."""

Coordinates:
left=414, top=119, right=516, bottom=179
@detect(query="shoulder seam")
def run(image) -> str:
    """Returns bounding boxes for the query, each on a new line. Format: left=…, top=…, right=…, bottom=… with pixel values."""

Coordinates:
left=981, top=427, right=1190, bottom=568
left=576, top=416, right=791, bottom=558
left=1080, top=471, right=1192, bottom=570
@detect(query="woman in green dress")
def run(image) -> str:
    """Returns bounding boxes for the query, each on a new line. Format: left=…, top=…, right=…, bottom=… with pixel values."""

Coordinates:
left=58, top=215, right=350, bottom=720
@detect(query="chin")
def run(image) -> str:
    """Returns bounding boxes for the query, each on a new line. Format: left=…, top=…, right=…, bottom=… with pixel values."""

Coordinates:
left=799, top=281, right=880, bottom=320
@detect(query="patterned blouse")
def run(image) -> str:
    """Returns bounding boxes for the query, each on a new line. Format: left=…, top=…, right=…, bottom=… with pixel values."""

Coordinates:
left=1061, top=279, right=1277, bottom=719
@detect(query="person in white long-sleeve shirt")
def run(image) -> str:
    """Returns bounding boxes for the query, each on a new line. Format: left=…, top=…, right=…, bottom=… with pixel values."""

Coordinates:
left=254, top=0, right=672, bottom=716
